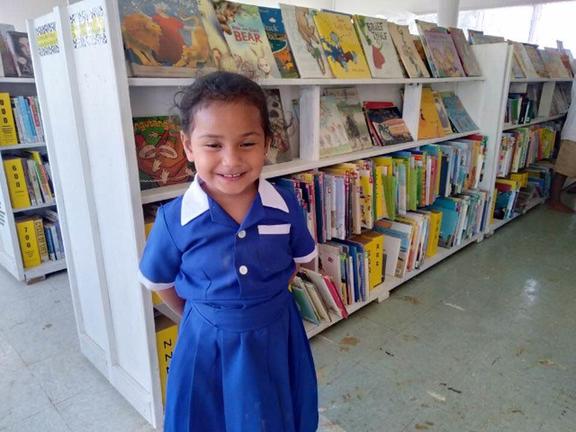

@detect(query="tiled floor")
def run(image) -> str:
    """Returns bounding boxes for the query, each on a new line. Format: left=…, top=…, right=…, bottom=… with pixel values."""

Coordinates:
left=0, top=203, right=575, bottom=431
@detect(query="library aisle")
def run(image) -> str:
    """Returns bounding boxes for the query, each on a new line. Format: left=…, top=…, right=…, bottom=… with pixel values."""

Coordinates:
left=0, top=204, right=574, bottom=432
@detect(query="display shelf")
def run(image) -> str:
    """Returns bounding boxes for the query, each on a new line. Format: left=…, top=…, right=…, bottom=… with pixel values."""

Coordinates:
left=12, top=201, right=57, bottom=213
left=0, top=142, right=46, bottom=151
left=491, top=196, right=546, bottom=231
left=0, top=77, right=36, bottom=84
left=141, top=130, right=481, bottom=205
left=510, top=77, right=574, bottom=83
left=128, top=76, right=485, bottom=88
left=502, top=113, right=567, bottom=131
left=23, top=258, right=66, bottom=281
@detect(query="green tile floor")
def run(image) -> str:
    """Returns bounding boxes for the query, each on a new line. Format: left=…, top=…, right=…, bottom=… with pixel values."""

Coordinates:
left=0, top=203, right=574, bottom=431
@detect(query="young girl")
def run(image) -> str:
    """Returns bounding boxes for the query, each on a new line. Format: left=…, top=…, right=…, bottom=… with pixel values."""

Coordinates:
left=138, top=71, right=319, bottom=432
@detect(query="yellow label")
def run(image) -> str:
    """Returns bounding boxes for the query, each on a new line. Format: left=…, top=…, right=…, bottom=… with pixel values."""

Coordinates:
left=16, top=219, right=42, bottom=269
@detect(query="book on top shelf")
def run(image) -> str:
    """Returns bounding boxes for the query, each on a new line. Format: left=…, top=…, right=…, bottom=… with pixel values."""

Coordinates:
left=414, top=20, right=443, bottom=78
left=541, top=48, right=571, bottom=78
left=279, top=4, right=332, bottom=78
left=199, top=0, right=237, bottom=72
left=5, top=31, right=34, bottom=78
left=467, top=29, right=504, bottom=45
left=352, top=15, right=405, bottom=79
left=522, top=43, right=548, bottom=78
left=0, top=24, right=18, bottom=77
left=387, top=23, right=430, bottom=78
left=448, top=27, right=482, bottom=76
left=118, top=0, right=216, bottom=77
left=212, top=1, right=281, bottom=79
left=258, top=7, right=299, bottom=78
left=313, top=10, right=371, bottom=79
left=556, top=40, right=576, bottom=76
left=422, top=29, right=465, bottom=78
left=132, top=116, right=194, bottom=190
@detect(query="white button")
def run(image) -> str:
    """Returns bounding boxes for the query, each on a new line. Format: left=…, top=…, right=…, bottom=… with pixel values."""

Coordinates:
left=237, top=230, right=246, bottom=239
left=239, top=265, right=248, bottom=275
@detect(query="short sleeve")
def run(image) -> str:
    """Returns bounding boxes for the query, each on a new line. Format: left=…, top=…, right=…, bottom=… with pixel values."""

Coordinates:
left=287, top=192, right=318, bottom=263
left=138, top=206, right=182, bottom=290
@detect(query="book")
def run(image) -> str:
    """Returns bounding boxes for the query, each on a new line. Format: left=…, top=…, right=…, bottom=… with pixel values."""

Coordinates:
left=388, top=23, right=430, bottom=78
left=313, top=10, right=371, bottom=79
left=132, top=116, right=194, bottom=190
left=318, top=95, right=352, bottom=158
left=0, top=92, right=19, bottom=146
left=414, top=20, right=441, bottom=78
left=3, top=158, right=32, bottom=209
left=0, top=24, right=18, bottom=77
left=118, top=0, right=216, bottom=77
left=419, top=87, right=446, bottom=140
left=512, top=42, right=538, bottom=78
left=522, top=43, right=548, bottom=78
left=279, top=4, right=332, bottom=78
left=5, top=31, right=33, bottom=77
left=541, top=48, right=571, bottom=78
left=199, top=0, right=237, bottom=72
left=468, top=30, right=505, bottom=45
left=432, top=91, right=454, bottom=136
left=213, top=1, right=280, bottom=79
left=439, top=91, right=478, bottom=133
left=263, top=88, right=296, bottom=164
left=292, top=276, right=321, bottom=324
left=448, top=27, right=481, bottom=76
left=422, top=29, right=465, bottom=77
left=16, top=217, right=42, bottom=268
left=363, top=102, right=413, bottom=145
left=258, top=7, right=299, bottom=78
left=353, top=15, right=405, bottom=78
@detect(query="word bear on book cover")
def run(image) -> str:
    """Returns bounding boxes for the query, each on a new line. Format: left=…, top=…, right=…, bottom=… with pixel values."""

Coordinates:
left=133, top=116, right=194, bottom=190
left=118, top=0, right=215, bottom=77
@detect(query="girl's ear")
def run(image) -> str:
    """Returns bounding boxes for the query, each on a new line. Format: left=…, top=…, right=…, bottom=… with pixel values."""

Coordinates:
left=181, top=130, right=194, bottom=162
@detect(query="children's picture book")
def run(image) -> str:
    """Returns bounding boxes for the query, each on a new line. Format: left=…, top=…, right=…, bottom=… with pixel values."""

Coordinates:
left=448, top=27, right=481, bottom=76
left=468, top=29, right=505, bottom=45
left=118, top=0, right=216, bottom=77
left=419, top=87, right=446, bottom=140
left=259, top=7, right=299, bottom=78
left=313, top=10, right=371, bottom=79
left=542, top=48, right=571, bottom=78
left=422, top=29, right=465, bottom=77
left=0, top=24, right=18, bottom=77
left=511, top=42, right=536, bottom=78
left=199, top=0, right=237, bottom=72
left=319, top=96, right=351, bottom=158
left=263, top=88, right=297, bottom=164
left=132, top=116, right=194, bottom=190
left=414, top=20, right=441, bottom=78
left=439, top=91, right=478, bottom=133
left=212, top=1, right=281, bottom=79
left=363, top=102, right=413, bottom=145
left=280, top=4, right=332, bottom=78
left=353, top=15, right=405, bottom=78
left=6, top=31, right=33, bottom=77
left=432, top=91, right=454, bottom=135
left=388, top=23, right=430, bottom=78
left=522, top=43, right=548, bottom=78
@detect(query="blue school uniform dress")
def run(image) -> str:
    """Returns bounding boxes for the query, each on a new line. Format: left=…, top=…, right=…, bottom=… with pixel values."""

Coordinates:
left=139, top=176, right=318, bottom=432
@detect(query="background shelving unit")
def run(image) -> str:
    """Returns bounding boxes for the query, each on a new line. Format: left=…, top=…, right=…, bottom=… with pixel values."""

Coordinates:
left=0, top=77, right=66, bottom=282
left=26, top=1, right=569, bottom=429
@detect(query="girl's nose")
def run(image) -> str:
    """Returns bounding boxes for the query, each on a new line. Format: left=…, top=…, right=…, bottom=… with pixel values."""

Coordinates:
left=221, top=147, right=242, bottom=166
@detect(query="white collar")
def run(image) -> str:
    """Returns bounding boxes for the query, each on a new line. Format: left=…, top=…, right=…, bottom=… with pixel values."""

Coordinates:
left=180, top=175, right=289, bottom=226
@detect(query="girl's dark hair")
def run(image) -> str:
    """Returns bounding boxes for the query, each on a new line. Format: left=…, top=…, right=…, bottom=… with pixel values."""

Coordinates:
left=175, top=71, right=271, bottom=138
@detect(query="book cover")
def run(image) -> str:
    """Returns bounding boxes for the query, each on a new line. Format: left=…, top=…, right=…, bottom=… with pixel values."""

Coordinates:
left=432, top=91, right=454, bottom=135
left=414, top=20, right=441, bottom=78
left=448, top=27, right=481, bottom=76
left=512, top=42, right=538, bottom=78
left=353, top=15, right=405, bottom=78
left=132, top=116, right=194, bottom=190
left=279, top=4, right=332, bottom=78
left=199, top=0, right=237, bottom=72
left=3, top=158, right=31, bottom=209
left=6, top=31, right=33, bottom=77
left=16, top=218, right=42, bottom=268
left=439, top=91, right=478, bottom=133
left=118, top=0, right=215, bottom=77
left=313, top=10, right=371, bottom=79
left=522, top=43, right=548, bottom=78
left=259, top=7, right=299, bottom=78
left=319, top=95, right=351, bottom=158
left=363, top=102, right=413, bottom=145
left=419, top=87, right=446, bottom=140
left=0, top=24, right=18, bottom=77
left=292, top=278, right=320, bottom=324
left=213, top=0, right=280, bottom=79
left=422, top=29, right=465, bottom=77
left=388, top=23, right=430, bottom=78
left=0, top=92, right=19, bottom=146
left=263, top=88, right=296, bottom=164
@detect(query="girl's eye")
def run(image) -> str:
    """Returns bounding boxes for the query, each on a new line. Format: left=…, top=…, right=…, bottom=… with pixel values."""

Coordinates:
left=205, top=143, right=221, bottom=149
left=241, top=142, right=256, bottom=147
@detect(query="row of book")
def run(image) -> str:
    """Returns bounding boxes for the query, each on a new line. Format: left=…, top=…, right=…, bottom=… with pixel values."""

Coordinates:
left=15, top=211, right=64, bottom=269
left=119, top=0, right=483, bottom=80
left=0, top=93, right=44, bottom=145
left=497, top=122, right=560, bottom=177
left=493, top=163, right=553, bottom=220
left=3, top=152, right=55, bottom=209
left=274, top=135, right=486, bottom=243
left=0, top=24, right=33, bottom=78
left=469, top=30, right=575, bottom=79
left=505, top=93, right=537, bottom=126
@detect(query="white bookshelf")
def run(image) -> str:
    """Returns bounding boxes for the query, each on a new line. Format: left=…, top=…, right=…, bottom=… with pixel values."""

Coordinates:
left=0, top=79, right=66, bottom=282
left=26, top=1, right=561, bottom=429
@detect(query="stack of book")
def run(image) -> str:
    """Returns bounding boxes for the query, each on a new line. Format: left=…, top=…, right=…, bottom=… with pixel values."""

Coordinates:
left=0, top=93, right=44, bottom=146
left=3, top=151, right=54, bottom=209
left=15, top=210, right=64, bottom=269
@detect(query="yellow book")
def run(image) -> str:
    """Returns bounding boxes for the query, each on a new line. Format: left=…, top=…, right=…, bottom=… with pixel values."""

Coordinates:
left=16, top=218, right=42, bottom=268
left=419, top=87, right=446, bottom=140
left=356, top=232, right=385, bottom=289
left=313, top=10, right=371, bottom=78
left=32, top=217, right=49, bottom=263
left=426, top=210, right=442, bottom=257
left=3, top=158, right=31, bottom=209
left=496, top=178, right=521, bottom=190
left=355, top=161, right=373, bottom=229
left=373, top=165, right=385, bottom=220
left=510, top=172, right=528, bottom=188
left=155, top=315, right=178, bottom=404
left=0, top=93, right=18, bottom=146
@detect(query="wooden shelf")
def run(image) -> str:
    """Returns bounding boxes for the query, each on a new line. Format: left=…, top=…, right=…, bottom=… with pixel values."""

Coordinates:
left=502, top=113, right=567, bottom=131
left=0, top=142, right=46, bottom=151
left=128, top=76, right=485, bottom=87
left=23, top=258, right=66, bottom=281
left=141, top=130, right=481, bottom=205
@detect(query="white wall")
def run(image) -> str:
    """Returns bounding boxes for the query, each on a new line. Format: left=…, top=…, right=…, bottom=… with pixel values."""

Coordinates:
left=0, top=0, right=66, bottom=31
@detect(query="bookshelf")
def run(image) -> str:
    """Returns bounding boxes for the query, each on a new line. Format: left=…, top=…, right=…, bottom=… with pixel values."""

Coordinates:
left=0, top=77, right=66, bottom=282
left=26, top=1, right=571, bottom=429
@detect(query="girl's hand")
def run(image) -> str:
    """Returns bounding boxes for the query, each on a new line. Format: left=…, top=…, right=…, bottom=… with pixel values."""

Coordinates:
left=156, top=287, right=185, bottom=317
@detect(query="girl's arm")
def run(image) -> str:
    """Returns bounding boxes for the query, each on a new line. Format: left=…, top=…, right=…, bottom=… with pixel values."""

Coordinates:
left=156, top=287, right=185, bottom=317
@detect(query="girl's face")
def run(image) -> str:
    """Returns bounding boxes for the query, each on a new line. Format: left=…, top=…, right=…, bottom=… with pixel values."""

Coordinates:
left=181, top=100, right=268, bottom=199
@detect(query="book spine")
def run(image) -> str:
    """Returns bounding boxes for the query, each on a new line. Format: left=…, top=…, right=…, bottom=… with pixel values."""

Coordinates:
left=44, top=223, right=56, bottom=261
left=0, top=93, right=18, bottom=145
left=26, top=159, right=42, bottom=205
left=32, top=218, right=49, bottom=263
left=16, top=218, right=42, bottom=268
left=27, top=96, right=43, bottom=142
